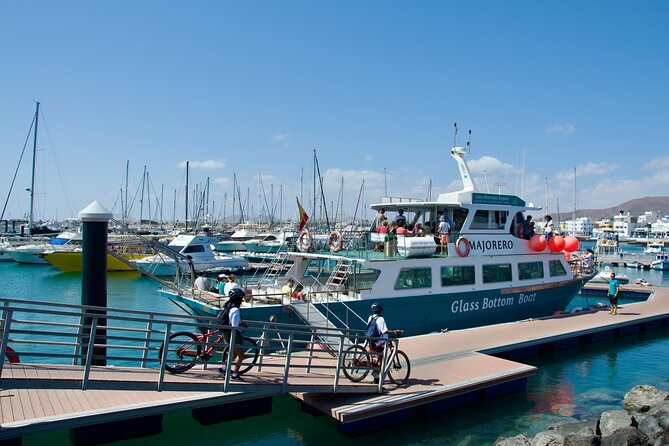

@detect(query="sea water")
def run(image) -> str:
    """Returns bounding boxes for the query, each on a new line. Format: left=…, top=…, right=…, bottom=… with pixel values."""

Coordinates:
left=1, top=250, right=668, bottom=446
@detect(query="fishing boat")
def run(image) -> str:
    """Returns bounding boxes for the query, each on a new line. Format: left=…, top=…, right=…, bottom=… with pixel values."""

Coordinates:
left=587, top=265, right=630, bottom=285
left=644, top=241, right=665, bottom=254
left=651, top=252, right=669, bottom=271
left=132, top=234, right=249, bottom=276
left=158, top=143, right=594, bottom=336
left=42, top=237, right=154, bottom=272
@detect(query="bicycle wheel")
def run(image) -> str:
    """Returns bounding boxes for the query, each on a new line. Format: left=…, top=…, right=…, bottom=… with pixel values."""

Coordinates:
left=387, top=350, right=411, bottom=386
left=342, top=345, right=371, bottom=382
left=159, top=331, right=201, bottom=374
left=221, top=336, right=259, bottom=375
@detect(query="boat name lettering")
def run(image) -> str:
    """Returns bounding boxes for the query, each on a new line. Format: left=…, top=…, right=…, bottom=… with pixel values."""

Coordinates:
left=469, top=239, right=514, bottom=253
left=450, top=293, right=536, bottom=314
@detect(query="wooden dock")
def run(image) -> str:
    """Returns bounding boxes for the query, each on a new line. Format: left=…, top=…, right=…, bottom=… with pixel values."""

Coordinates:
left=1, top=286, right=667, bottom=442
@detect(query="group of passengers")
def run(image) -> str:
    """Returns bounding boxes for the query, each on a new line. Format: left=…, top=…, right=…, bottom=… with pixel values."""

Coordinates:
left=281, top=277, right=305, bottom=301
left=374, top=208, right=424, bottom=237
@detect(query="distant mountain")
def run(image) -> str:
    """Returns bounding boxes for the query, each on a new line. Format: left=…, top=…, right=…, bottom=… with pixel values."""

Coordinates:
left=575, top=196, right=669, bottom=220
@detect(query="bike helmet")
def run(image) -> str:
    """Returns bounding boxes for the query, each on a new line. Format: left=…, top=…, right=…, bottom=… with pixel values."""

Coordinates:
left=228, top=287, right=246, bottom=304
left=371, top=302, right=383, bottom=313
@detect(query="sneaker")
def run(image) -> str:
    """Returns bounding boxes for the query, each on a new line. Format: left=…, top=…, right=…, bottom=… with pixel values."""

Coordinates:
left=231, top=373, right=245, bottom=382
left=217, top=366, right=227, bottom=375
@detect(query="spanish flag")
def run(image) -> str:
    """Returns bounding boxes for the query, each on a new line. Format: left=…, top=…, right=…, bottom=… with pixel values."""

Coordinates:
left=297, top=198, right=309, bottom=231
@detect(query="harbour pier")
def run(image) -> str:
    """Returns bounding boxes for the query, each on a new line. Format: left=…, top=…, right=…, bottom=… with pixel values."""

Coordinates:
left=1, top=286, right=668, bottom=443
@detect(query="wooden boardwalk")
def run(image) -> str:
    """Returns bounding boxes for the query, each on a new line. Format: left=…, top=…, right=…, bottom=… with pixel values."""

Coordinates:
left=292, top=286, right=668, bottom=429
left=1, top=286, right=667, bottom=440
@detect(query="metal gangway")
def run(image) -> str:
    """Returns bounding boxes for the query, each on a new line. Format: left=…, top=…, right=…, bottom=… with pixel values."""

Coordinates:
left=0, top=297, right=402, bottom=395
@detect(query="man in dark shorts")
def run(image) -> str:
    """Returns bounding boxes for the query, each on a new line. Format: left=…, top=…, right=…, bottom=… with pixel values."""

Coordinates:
left=608, top=272, right=620, bottom=315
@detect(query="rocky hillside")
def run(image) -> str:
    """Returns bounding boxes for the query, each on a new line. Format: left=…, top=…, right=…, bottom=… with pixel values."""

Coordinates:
left=576, top=196, right=669, bottom=220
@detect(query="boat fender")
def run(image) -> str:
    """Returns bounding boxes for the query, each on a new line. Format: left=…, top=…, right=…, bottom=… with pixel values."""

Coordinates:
left=298, top=229, right=313, bottom=252
left=5, top=346, right=19, bottom=364
left=327, top=230, right=343, bottom=252
left=455, top=237, right=471, bottom=257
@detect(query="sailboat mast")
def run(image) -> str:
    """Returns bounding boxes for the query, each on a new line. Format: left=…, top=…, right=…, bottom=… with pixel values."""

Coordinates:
left=29, top=101, right=40, bottom=240
left=185, top=161, right=189, bottom=232
left=573, top=166, right=577, bottom=221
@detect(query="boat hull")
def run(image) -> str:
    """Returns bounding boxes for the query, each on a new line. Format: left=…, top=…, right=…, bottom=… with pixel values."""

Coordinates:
left=6, top=250, right=49, bottom=264
left=159, top=277, right=586, bottom=336
left=43, top=251, right=142, bottom=272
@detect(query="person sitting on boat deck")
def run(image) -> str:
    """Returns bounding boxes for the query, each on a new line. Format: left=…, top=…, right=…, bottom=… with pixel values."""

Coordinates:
left=395, top=209, right=407, bottom=226
left=543, top=215, right=554, bottom=240
left=581, top=248, right=595, bottom=273
left=366, top=302, right=402, bottom=383
left=396, top=221, right=408, bottom=235
left=377, top=220, right=389, bottom=234
left=194, top=271, right=213, bottom=292
left=281, top=278, right=295, bottom=297
left=608, top=272, right=620, bottom=315
left=219, top=273, right=242, bottom=296
left=409, top=222, right=423, bottom=237
left=291, top=284, right=305, bottom=301
left=437, top=215, right=451, bottom=253
left=218, top=288, right=247, bottom=381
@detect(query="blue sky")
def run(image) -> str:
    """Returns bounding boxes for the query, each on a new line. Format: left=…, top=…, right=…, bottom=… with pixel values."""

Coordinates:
left=1, top=1, right=668, bottom=225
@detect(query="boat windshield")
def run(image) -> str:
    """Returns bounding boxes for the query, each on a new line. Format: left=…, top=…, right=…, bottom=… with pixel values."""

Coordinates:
left=168, top=245, right=185, bottom=253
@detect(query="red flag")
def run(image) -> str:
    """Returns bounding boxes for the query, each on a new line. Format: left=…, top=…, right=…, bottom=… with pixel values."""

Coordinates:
left=297, top=198, right=309, bottom=231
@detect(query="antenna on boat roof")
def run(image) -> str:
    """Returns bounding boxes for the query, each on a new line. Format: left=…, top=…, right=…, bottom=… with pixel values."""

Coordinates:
left=453, top=122, right=458, bottom=147
left=467, top=129, right=472, bottom=155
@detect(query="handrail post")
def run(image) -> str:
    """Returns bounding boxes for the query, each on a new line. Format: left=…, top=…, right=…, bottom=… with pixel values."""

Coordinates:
left=222, top=328, right=237, bottom=393
left=82, top=316, right=98, bottom=390
left=256, top=324, right=269, bottom=372
left=378, top=338, right=391, bottom=391
left=0, top=305, right=13, bottom=381
left=333, top=334, right=345, bottom=392
left=141, top=314, right=154, bottom=368
left=305, top=332, right=316, bottom=373
left=157, top=322, right=172, bottom=392
left=74, top=312, right=85, bottom=365
left=281, top=333, right=294, bottom=392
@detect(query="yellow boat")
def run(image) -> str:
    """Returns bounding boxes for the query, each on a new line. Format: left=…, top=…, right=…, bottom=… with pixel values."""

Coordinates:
left=43, top=250, right=148, bottom=272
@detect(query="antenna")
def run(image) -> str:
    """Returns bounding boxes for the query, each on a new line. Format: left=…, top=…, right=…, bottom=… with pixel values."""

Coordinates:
left=467, top=129, right=472, bottom=154
left=453, top=122, right=458, bottom=147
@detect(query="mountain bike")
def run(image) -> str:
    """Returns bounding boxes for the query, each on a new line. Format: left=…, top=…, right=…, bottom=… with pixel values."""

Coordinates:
left=342, top=335, right=410, bottom=385
left=159, top=328, right=259, bottom=374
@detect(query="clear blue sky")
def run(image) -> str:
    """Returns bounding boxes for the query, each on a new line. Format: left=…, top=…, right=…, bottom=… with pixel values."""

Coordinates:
left=1, top=1, right=668, bottom=224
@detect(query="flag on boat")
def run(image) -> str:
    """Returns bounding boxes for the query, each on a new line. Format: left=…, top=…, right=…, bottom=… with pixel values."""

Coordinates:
left=297, top=198, right=309, bottom=231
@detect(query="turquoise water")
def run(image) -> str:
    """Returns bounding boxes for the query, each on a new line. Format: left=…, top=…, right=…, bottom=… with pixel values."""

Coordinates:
left=2, top=248, right=669, bottom=446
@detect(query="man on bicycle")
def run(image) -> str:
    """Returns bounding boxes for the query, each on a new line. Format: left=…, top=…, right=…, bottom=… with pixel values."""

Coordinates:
left=366, top=302, right=402, bottom=383
left=218, top=288, right=247, bottom=381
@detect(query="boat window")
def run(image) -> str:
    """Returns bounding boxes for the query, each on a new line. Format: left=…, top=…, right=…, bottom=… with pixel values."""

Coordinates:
left=440, top=265, right=475, bottom=286
left=470, top=210, right=508, bottom=230
left=168, top=245, right=185, bottom=252
left=549, top=260, right=567, bottom=277
left=482, top=264, right=512, bottom=283
left=183, top=245, right=205, bottom=253
left=394, top=267, right=432, bottom=290
left=304, top=258, right=335, bottom=280
left=518, top=261, right=544, bottom=280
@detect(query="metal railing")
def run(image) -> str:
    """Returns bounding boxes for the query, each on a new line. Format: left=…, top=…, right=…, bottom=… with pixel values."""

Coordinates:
left=0, top=297, right=400, bottom=393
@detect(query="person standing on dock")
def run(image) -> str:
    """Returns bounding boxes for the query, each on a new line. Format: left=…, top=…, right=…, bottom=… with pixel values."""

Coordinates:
left=608, top=272, right=620, bottom=315
left=366, top=302, right=402, bottom=383
left=218, top=288, right=247, bottom=381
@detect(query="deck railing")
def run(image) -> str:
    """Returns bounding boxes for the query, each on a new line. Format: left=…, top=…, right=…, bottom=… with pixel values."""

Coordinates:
left=0, top=297, right=399, bottom=393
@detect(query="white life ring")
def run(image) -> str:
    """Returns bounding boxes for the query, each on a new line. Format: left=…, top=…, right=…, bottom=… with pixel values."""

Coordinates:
left=298, top=229, right=313, bottom=252
left=327, top=230, right=343, bottom=252
left=455, top=237, right=471, bottom=257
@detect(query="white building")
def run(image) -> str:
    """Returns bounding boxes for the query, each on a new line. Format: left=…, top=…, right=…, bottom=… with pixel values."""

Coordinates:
left=562, top=217, right=594, bottom=237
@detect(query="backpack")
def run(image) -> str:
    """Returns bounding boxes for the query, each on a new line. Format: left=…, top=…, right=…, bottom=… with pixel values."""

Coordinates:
left=364, top=316, right=381, bottom=339
left=216, top=301, right=233, bottom=326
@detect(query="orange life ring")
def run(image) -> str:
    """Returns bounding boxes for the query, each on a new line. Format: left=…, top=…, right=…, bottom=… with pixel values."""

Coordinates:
left=298, top=229, right=313, bottom=252
left=455, top=237, right=471, bottom=257
left=327, top=230, right=343, bottom=252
